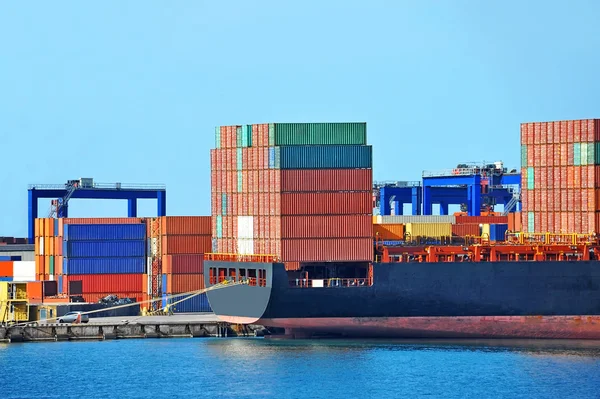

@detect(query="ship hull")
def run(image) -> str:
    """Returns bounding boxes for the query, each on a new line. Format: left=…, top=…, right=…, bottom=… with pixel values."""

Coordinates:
left=205, top=260, right=600, bottom=339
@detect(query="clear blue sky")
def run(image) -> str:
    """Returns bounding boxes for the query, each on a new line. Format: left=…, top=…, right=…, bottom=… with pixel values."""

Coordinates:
left=1, top=1, right=599, bottom=236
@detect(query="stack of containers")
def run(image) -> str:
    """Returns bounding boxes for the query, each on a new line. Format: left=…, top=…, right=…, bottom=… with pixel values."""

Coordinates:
left=211, top=123, right=373, bottom=265
left=160, top=216, right=212, bottom=313
left=520, top=119, right=600, bottom=233
left=63, top=222, right=147, bottom=302
left=0, top=258, right=36, bottom=282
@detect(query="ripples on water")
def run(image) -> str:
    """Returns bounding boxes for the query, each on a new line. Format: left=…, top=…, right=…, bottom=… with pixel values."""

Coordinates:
left=0, top=338, right=599, bottom=399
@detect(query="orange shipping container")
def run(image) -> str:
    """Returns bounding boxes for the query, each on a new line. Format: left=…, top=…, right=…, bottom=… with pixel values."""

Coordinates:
left=0, top=261, right=13, bottom=277
left=27, top=281, right=43, bottom=300
left=281, top=238, right=373, bottom=262
left=161, top=216, right=212, bottom=236
left=373, top=223, right=405, bottom=240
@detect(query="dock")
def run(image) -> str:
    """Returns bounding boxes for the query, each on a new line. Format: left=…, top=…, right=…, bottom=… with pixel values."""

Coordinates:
left=0, top=314, right=265, bottom=343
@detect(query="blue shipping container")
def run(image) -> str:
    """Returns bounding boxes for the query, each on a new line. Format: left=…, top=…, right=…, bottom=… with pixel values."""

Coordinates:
left=279, top=145, right=372, bottom=169
left=65, top=224, right=146, bottom=241
left=490, top=224, right=509, bottom=241
left=0, top=256, right=21, bottom=261
left=168, top=293, right=212, bottom=313
left=58, top=275, right=63, bottom=293
left=66, top=241, right=146, bottom=258
left=162, top=294, right=168, bottom=308
left=65, top=257, right=146, bottom=274
left=54, top=221, right=59, bottom=237
left=162, top=274, right=167, bottom=292
left=0, top=277, right=13, bottom=282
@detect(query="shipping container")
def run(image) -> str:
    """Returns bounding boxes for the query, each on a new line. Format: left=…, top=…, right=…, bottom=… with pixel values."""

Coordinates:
left=66, top=274, right=144, bottom=293
left=281, top=192, right=371, bottom=215
left=273, top=122, right=367, bottom=146
left=374, top=215, right=456, bottom=224
left=161, top=235, right=212, bottom=255
left=373, top=224, right=404, bottom=240
left=451, top=223, right=480, bottom=237
left=167, top=274, right=205, bottom=294
left=0, top=261, right=13, bottom=277
left=163, top=254, right=205, bottom=274
left=12, top=261, right=36, bottom=282
left=281, top=238, right=373, bottom=262
left=454, top=215, right=509, bottom=224
left=280, top=169, right=372, bottom=192
left=405, top=223, right=452, bottom=238
left=66, top=241, right=146, bottom=258
left=168, top=293, right=211, bottom=313
left=64, top=258, right=146, bottom=275
left=64, top=224, right=146, bottom=241
left=27, top=281, right=43, bottom=300
left=279, top=145, right=372, bottom=169
left=281, top=215, right=371, bottom=238
left=161, top=216, right=212, bottom=236
left=489, top=224, right=509, bottom=241
left=62, top=217, right=144, bottom=225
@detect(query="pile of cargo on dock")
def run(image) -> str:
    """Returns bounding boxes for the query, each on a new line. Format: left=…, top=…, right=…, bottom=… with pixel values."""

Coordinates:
left=211, top=123, right=373, bottom=267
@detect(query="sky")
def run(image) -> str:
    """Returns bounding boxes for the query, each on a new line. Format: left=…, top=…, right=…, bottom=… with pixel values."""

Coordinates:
left=1, top=1, right=600, bottom=236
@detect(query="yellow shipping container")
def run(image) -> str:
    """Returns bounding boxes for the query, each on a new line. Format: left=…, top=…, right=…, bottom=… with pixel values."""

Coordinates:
left=405, top=223, right=452, bottom=238
left=481, top=224, right=490, bottom=238
left=373, top=224, right=404, bottom=240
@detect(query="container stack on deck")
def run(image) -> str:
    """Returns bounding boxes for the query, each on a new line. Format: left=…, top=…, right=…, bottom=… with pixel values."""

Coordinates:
left=521, top=119, right=600, bottom=233
left=160, top=216, right=212, bottom=313
left=211, top=123, right=373, bottom=266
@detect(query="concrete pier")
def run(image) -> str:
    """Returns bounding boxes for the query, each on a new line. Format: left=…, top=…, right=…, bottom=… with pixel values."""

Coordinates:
left=0, top=314, right=264, bottom=343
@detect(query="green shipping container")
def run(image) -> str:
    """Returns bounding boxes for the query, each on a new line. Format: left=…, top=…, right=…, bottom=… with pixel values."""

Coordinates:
left=216, top=215, right=222, bottom=238
left=241, top=125, right=252, bottom=147
left=268, top=123, right=275, bottom=146
left=521, top=145, right=527, bottom=167
left=528, top=212, right=534, bottom=233
left=596, top=143, right=600, bottom=164
left=274, top=123, right=367, bottom=145
left=527, top=167, right=534, bottom=190
left=221, top=194, right=227, bottom=216
left=581, top=142, right=588, bottom=165
left=237, top=148, right=243, bottom=171
left=588, top=142, right=595, bottom=165
left=237, top=171, right=243, bottom=192
left=574, top=143, right=581, bottom=165
left=236, top=126, right=242, bottom=148
left=215, top=127, right=221, bottom=149
left=279, top=145, right=372, bottom=169
left=49, top=256, right=54, bottom=275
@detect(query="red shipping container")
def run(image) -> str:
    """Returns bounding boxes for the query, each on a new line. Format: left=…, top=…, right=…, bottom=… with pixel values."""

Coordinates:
left=568, top=212, right=575, bottom=233
left=547, top=212, right=555, bottom=233
left=582, top=212, right=589, bottom=233
left=521, top=189, right=528, bottom=211
left=455, top=215, right=509, bottom=224
left=168, top=274, right=205, bottom=294
left=567, top=144, right=574, bottom=165
left=281, top=169, right=373, bottom=192
left=525, top=123, right=533, bottom=145
left=281, top=238, right=373, bottom=262
left=590, top=120, right=598, bottom=141
left=559, top=121, right=567, bottom=143
left=281, top=215, right=372, bottom=239
left=533, top=145, right=540, bottom=166
left=162, top=235, right=212, bottom=255
left=539, top=211, right=546, bottom=232
left=574, top=120, right=581, bottom=142
left=547, top=144, right=554, bottom=167
left=533, top=123, right=541, bottom=144
left=281, top=192, right=372, bottom=215
left=595, top=166, right=600, bottom=188
left=534, top=168, right=541, bottom=189
left=451, top=223, right=480, bottom=237
left=540, top=144, right=547, bottom=166
left=67, top=274, right=144, bottom=293
left=547, top=122, right=554, bottom=144
left=62, top=217, right=144, bottom=225
left=520, top=124, right=526, bottom=145
left=590, top=189, right=596, bottom=211
left=566, top=120, right=573, bottom=143
left=540, top=190, right=547, bottom=212
left=161, top=217, right=211, bottom=236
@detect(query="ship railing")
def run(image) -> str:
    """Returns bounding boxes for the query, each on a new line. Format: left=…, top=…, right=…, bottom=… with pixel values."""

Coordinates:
left=504, top=232, right=597, bottom=245
left=205, top=253, right=280, bottom=263
left=289, top=277, right=372, bottom=288
left=209, top=276, right=266, bottom=287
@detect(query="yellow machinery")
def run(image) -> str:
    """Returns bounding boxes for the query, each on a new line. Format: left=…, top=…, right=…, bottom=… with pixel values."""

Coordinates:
left=0, top=282, right=29, bottom=324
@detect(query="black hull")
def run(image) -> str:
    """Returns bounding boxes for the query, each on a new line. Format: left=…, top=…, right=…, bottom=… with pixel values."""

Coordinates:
left=204, top=261, right=600, bottom=339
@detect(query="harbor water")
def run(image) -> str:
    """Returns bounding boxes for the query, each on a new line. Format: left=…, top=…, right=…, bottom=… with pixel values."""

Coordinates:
left=0, top=338, right=599, bottom=398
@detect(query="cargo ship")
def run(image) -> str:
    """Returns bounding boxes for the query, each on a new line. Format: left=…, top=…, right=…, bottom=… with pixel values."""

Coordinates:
left=204, top=239, right=600, bottom=339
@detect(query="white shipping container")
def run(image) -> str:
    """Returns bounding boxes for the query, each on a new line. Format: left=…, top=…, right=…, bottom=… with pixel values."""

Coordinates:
left=375, top=215, right=456, bottom=224
left=12, top=261, right=36, bottom=282
left=40, top=237, right=45, bottom=255
left=237, top=216, right=254, bottom=239
left=237, top=238, right=254, bottom=255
